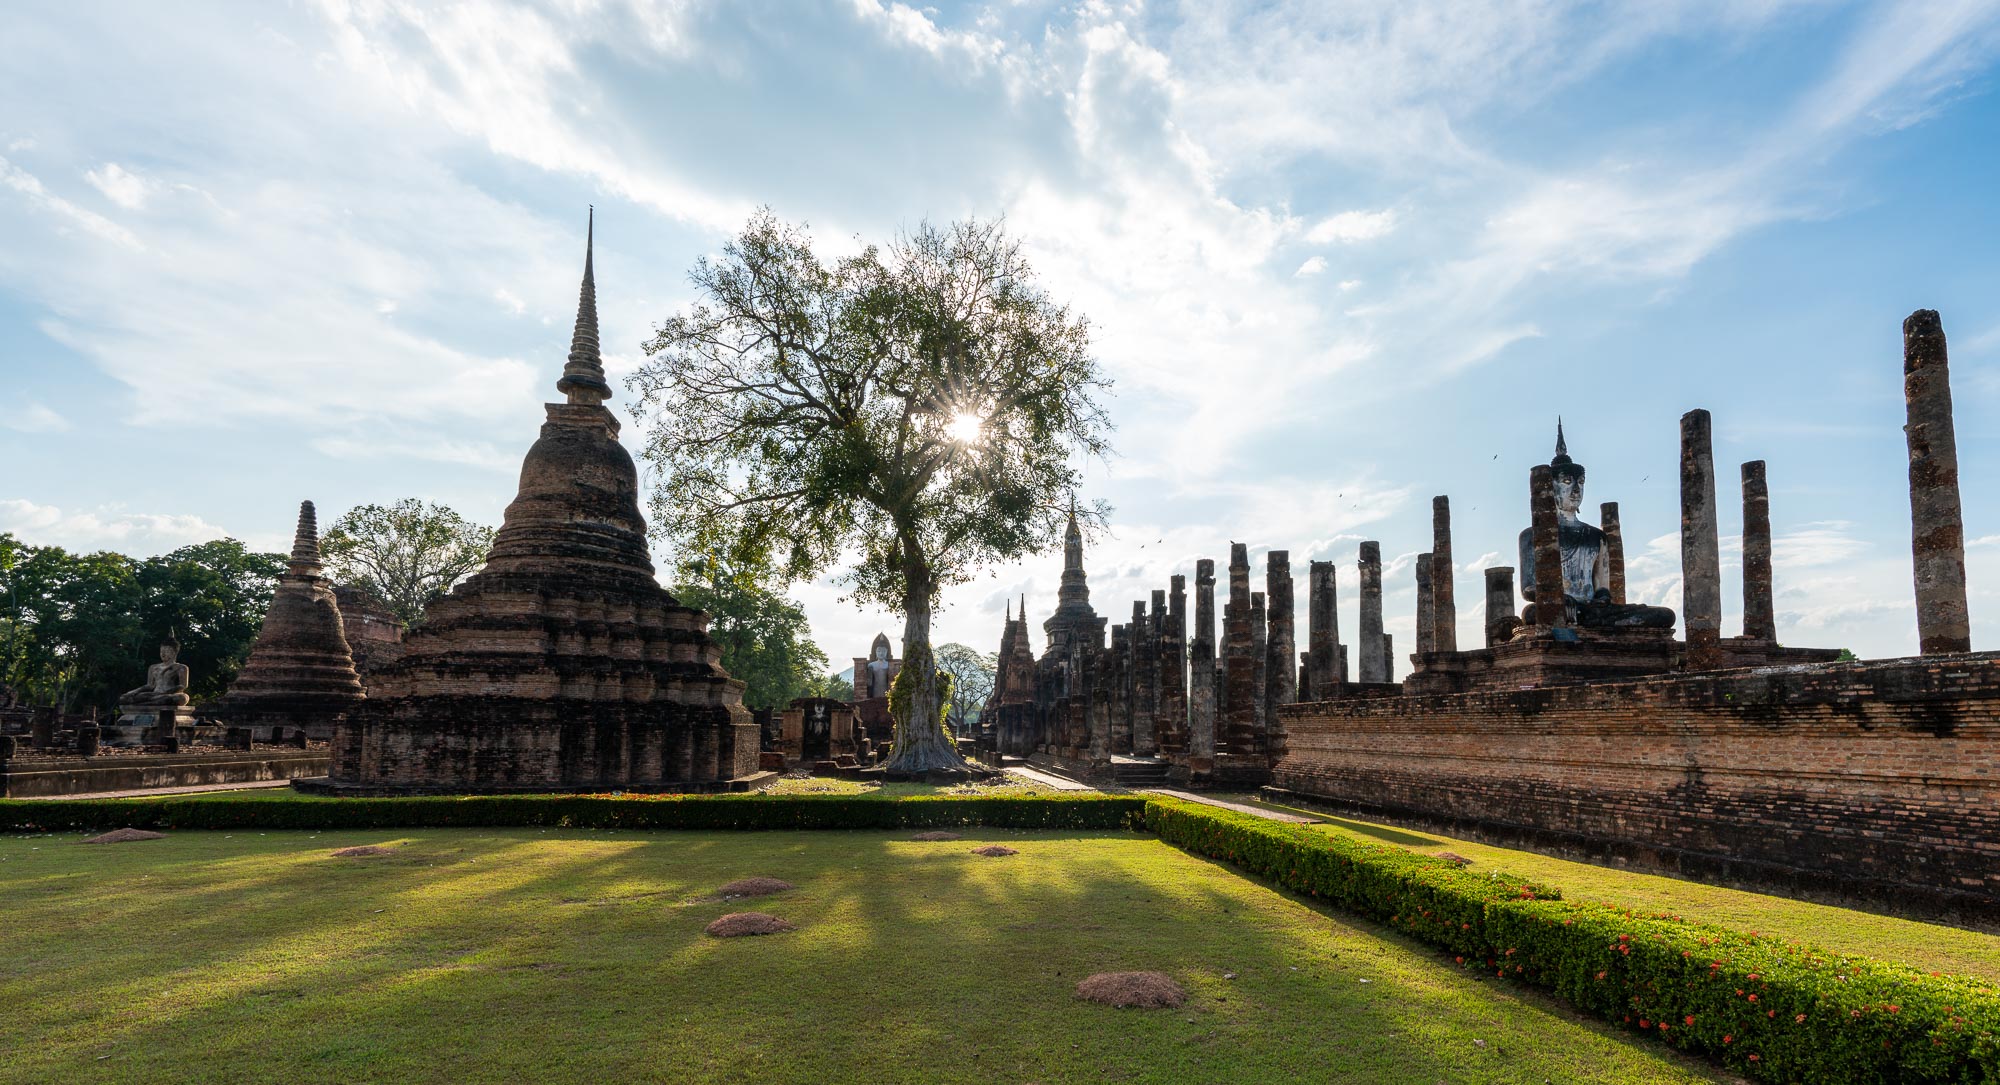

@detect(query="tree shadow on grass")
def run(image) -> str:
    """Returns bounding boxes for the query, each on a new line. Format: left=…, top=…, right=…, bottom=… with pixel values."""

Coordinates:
left=0, top=827, right=1736, bottom=1085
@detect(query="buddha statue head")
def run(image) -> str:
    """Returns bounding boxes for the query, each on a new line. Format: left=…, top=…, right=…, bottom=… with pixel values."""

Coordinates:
left=1551, top=420, right=1586, bottom=521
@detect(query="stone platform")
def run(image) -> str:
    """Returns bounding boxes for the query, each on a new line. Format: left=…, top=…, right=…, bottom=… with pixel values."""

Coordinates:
left=1274, top=651, right=2000, bottom=924
left=0, top=747, right=331, bottom=799
left=293, top=769, right=778, bottom=796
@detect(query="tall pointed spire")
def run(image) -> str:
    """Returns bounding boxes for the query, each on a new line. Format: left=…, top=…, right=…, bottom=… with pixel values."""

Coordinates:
left=557, top=206, right=611, bottom=406
left=289, top=500, right=323, bottom=577
left=1553, top=417, right=1569, bottom=464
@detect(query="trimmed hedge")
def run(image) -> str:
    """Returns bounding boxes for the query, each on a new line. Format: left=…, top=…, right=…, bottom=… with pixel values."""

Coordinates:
left=1145, top=797, right=2000, bottom=1083
left=0, top=793, right=1148, bottom=834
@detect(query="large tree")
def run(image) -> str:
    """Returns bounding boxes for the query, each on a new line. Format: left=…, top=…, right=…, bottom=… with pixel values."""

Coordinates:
left=632, top=211, right=1109, bottom=774
left=321, top=499, right=494, bottom=627
left=670, top=557, right=831, bottom=711
left=136, top=539, right=285, bottom=700
left=934, top=642, right=997, bottom=735
left=0, top=534, right=282, bottom=712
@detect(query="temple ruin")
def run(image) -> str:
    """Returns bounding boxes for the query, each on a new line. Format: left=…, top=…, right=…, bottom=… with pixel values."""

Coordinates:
left=210, top=500, right=365, bottom=742
left=319, top=214, right=760, bottom=794
left=972, top=308, right=1993, bottom=919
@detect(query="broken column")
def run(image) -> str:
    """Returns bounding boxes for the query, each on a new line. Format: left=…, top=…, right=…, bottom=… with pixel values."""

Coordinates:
left=1249, top=590, right=1268, bottom=744
left=1222, top=544, right=1257, bottom=755
left=1601, top=502, right=1626, bottom=604
left=1903, top=309, right=1972, bottom=654
left=1485, top=567, right=1518, bottom=646
left=1306, top=560, right=1339, bottom=699
left=1680, top=409, right=1723, bottom=669
left=1133, top=596, right=1160, bottom=756
left=1414, top=553, right=1436, bottom=658
left=1265, top=551, right=1296, bottom=715
left=1530, top=465, right=1566, bottom=628
left=1160, top=575, right=1187, bottom=753
left=1357, top=541, right=1387, bottom=682
left=1189, top=559, right=1216, bottom=760
left=1431, top=497, right=1457, bottom=653
left=1107, top=624, right=1130, bottom=753
left=1740, top=460, right=1776, bottom=641
left=1380, top=633, right=1394, bottom=683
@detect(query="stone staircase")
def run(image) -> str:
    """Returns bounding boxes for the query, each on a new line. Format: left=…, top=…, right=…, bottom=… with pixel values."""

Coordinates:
left=1108, top=756, right=1170, bottom=788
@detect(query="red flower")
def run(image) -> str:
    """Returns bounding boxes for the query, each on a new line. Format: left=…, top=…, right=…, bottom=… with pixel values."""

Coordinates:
left=1723, top=1035, right=1733, bottom=1044
left=1684, top=1015, right=1695, bottom=1026
left=1749, top=1054, right=1761, bottom=1062
left=1795, top=1014, right=1805, bottom=1023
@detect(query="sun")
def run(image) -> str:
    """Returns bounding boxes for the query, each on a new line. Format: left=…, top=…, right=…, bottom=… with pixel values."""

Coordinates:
left=946, top=411, right=984, bottom=444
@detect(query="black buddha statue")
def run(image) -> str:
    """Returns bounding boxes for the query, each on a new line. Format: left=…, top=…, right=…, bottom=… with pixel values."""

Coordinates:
left=1517, top=424, right=1675, bottom=630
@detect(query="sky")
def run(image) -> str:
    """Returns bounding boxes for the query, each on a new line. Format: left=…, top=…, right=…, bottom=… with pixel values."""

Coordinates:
left=2, top=0, right=1997, bottom=676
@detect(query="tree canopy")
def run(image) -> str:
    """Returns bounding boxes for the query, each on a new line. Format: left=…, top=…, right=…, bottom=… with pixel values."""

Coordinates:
left=934, top=642, right=997, bottom=734
left=321, top=499, right=493, bottom=627
left=669, top=557, right=830, bottom=712
left=633, top=211, right=1109, bottom=774
left=0, top=533, right=282, bottom=712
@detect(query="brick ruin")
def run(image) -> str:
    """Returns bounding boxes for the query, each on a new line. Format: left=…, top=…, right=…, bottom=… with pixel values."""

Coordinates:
left=319, top=214, right=760, bottom=794
left=209, top=500, right=365, bottom=742
left=977, top=309, right=1991, bottom=917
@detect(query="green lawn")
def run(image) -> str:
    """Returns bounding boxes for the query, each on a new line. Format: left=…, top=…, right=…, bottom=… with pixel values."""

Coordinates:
left=1234, top=796, right=2000, bottom=983
left=0, top=827, right=1739, bottom=1084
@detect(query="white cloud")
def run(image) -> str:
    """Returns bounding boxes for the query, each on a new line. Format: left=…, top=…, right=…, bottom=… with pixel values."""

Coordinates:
left=1294, top=255, right=1327, bottom=276
left=1304, top=208, right=1398, bottom=244
left=0, top=498, right=234, bottom=555
left=84, top=162, right=157, bottom=210
left=3, top=403, right=69, bottom=433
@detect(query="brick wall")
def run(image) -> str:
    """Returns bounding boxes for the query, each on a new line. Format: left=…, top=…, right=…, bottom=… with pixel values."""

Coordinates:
left=1272, top=652, right=2000, bottom=920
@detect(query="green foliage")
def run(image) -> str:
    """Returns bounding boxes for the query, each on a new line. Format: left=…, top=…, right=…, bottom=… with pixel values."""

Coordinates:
left=135, top=539, right=286, bottom=700
left=0, top=794, right=1146, bottom=833
left=1145, top=798, right=2000, bottom=1083
left=321, top=499, right=494, bottom=627
left=631, top=211, right=1111, bottom=609
left=669, top=557, right=829, bottom=710
left=935, top=641, right=995, bottom=731
left=811, top=671, right=854, bottom=702
left=631, top=211, right=1113, bottom=772
left=0, top=533, right=281, bottom=711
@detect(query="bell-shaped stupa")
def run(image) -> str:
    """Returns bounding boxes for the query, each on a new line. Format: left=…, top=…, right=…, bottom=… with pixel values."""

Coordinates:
left=326, top=212, right=757, bottom=792
left=211, top=500, right=365, bottom=740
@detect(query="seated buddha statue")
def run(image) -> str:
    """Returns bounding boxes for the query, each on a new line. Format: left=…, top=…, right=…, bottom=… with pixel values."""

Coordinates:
left=1516, top=425, right=1675, bottom=630
left=120, top=635, right=192, bottom=707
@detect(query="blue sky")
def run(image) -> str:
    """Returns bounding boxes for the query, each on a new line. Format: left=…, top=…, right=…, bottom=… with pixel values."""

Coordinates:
left=2, top=0, right=1996, bottom=671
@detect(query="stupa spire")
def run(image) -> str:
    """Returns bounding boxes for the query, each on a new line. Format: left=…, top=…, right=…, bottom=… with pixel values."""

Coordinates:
left=557, top=206, right=611, bottom=406
left=1553, top=418, right=1569, bottom=464
left=290, top=500, right=323, bottom=577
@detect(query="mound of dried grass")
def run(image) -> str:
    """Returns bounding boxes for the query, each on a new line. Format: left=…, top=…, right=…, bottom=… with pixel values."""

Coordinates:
left=1075, top=971, right=1186, bottom=1009
left=971, top=845, right=1019, bottom=857
left=705, top=912, right=796, bottom=938
left=715, top=877, right=794, bottom=899
left=82, top=828, right=165, bottom=844
left=330, top=845, right=397, bottom=858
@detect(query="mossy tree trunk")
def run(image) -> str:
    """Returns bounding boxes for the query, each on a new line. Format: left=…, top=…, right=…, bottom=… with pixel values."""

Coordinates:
left=883, top=544, right=974, bottom=775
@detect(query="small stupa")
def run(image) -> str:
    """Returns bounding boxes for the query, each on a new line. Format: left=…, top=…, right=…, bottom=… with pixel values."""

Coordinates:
left=326, top=212, right=757, bottom=793
left=210, top=500, right=365, bottom=741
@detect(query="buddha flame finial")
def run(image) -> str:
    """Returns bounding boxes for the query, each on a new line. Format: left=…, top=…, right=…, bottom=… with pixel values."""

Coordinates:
left=557, top=206, right=611, bottom=406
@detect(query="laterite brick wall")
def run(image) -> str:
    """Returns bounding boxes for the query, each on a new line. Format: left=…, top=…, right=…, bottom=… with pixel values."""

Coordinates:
left=1272, top=652, right=2000, bottom=919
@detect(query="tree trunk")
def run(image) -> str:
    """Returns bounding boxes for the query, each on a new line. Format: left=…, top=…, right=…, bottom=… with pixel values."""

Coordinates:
left=881, top=552, right=977, bottom=776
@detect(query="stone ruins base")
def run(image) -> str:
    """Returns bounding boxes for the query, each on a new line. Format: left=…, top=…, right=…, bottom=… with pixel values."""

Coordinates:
left=1274, top=651, right=2000, bottom=927
left=0, top=748, right=330, bottom=799
left=291, top=770, right=778, bottom=797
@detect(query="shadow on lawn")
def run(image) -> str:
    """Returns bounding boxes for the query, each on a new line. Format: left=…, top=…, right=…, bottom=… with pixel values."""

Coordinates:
left=0, top=828, right=1729, bottom=1085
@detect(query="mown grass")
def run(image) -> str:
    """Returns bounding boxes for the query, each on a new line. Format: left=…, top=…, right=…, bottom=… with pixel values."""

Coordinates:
left=1234, top=796, right=2000, bottom=983
left=0, top=827, right=1738, bottom=1084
